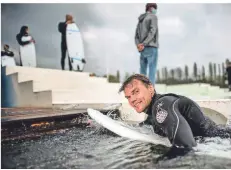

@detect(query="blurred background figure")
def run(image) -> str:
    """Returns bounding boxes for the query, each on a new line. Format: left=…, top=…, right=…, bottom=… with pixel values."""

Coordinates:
left=135, top=3, right=159, bottom=85
left=1, top=44, right=16, bottom=67
left=1, top=44, right=14, bottom=57
left=58, top=14, right=74, bottom=71
left=225, top=59, right=231, bottom=91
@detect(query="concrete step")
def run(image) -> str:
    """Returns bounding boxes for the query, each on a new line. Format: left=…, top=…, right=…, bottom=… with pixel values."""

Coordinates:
left=51, top=88, right=126, bottom=104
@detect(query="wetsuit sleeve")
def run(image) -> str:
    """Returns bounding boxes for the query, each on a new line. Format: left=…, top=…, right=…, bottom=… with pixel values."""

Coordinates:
left=152, top=96, right=196, bottom=148
left=16, top=34, right=30, bottom=46
left=6, top=51, right=14, bottom=57
left=58, top=22, right=66, bottom=34
left=142, top=15, right=158, bottom=46
left=1, top=51, right=6, bottom=57
left=1, top=51, right=14, bottom=57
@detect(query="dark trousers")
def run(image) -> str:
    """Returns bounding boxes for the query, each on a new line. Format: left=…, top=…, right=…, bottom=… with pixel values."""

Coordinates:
left=61, top=43, right=72, bottom=71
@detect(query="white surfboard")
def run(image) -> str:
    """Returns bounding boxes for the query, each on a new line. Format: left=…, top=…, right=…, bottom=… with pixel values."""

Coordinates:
left=1, top=56, right=16, bottom=67
left=66, top=23, right=85, bottom=71
left=87, top=108, right=171, bottom=147
left=20, top=36, right=37, bottom=67
left=87, top=108, right=231, bottom=159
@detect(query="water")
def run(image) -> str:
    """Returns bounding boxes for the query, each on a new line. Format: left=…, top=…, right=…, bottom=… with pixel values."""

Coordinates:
left=2, top=126, right=231, bottom=169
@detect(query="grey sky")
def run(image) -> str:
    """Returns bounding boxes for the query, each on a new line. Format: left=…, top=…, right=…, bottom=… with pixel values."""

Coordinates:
left=1, top=3, right=231, bottom=80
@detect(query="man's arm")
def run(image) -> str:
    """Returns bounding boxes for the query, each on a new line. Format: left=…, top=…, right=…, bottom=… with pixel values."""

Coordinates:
left=135, top=24, right=140, bottom=46
left=7, top=51, right=14, bottom=57
left=58, top=22, right=66, bottom=34
left=153, top=96, right=196, bottom=148
left=142, top=15, right=158, bottom=46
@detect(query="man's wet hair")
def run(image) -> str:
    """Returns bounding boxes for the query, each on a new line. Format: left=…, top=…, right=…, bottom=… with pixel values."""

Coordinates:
left=119, top=74, right=152, bottom=93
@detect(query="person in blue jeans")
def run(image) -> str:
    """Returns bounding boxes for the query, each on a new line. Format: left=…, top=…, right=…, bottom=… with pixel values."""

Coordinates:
left=135, top=3, right=159, bottom=85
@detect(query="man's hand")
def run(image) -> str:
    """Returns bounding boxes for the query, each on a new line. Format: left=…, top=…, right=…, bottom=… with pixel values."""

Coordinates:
left=66, top=20, right=73, bottom=25
left=30, top=39, right=35, bottom=43
left=137, top=43, right=144, bottom=52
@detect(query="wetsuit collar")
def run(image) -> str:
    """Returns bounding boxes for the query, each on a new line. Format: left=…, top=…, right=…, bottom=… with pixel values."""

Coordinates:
left=145, top=92, right=161, bottom=115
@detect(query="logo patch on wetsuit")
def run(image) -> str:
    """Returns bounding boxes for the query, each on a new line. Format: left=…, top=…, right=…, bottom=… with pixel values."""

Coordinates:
left=156, top=102, right=168, bottom=123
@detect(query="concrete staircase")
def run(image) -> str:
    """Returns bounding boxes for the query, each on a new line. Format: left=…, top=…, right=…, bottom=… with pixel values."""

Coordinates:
left=2, top=66, right=126, bottom=108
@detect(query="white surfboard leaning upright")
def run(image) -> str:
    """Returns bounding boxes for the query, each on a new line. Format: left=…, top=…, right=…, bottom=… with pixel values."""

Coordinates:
left=66, top=23, right=85, bottom=71
left=20, top=36, right=37, bottom=67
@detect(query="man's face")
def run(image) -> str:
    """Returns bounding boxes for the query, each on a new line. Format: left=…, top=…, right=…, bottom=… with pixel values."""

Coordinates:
left=124, top=79, right=154, bottom=113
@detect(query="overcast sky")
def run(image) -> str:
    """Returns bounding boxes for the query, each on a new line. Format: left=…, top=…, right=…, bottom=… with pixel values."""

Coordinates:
left=1, top=3, right=231, bottom=80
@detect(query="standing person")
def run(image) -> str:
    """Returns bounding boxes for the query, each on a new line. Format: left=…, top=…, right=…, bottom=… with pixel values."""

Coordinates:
left=16, top=26, right=35, bottom=66
left=225, top=59, right=231, bottom=91
left=58, top=14, right=74, bottom=71
left=1, top=44, right=14, bottom=57
left=135, top=3, right=159, bottom=85
left=1, top=44, right=15, bottom=67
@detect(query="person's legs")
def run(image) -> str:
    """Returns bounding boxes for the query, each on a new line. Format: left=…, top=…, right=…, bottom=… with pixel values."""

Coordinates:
left=61, top=43, right=66, bottom=70
left=140, top=49, right=148, bottom=77
left=228, top=73, right=231, bottom=91
left=147, top=47, right=158, bottom=85
left=68, top=56, right=73, bottom=71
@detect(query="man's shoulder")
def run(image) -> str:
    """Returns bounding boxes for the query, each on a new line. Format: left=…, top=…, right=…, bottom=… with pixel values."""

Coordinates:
left=58, top=21, right=65, bottom=25
left=146, top=13, right=158, bottom=20
left=152, top=93, right=180, bottom=107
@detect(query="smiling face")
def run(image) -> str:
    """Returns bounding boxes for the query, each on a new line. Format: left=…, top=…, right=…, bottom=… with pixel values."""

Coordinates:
left=124, top=79, right=154, bottom=113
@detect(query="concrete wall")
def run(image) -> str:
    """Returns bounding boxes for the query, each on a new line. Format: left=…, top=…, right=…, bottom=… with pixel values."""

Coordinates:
left=1, top=66, right=230, bottom=125
left=1, top=67, right=17, bottom=107
left=1, top=66, right=52, bottom=108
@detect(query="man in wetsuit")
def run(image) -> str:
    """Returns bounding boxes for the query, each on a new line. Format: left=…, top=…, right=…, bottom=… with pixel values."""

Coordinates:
left=225, top=59, right=231, bottom=91
left=58, top=14, right=73, bottom=71
left=119, top=74, right=231, bottom=149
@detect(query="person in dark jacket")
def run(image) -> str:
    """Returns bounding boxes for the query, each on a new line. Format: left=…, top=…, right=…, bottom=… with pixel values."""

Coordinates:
left=58, top=14, right=74, bottom=71
left=1, top=44, right=14, bottom=57
left=119, top=74, right=231, bottom=150
left=225, top=59, right=231, bottom=91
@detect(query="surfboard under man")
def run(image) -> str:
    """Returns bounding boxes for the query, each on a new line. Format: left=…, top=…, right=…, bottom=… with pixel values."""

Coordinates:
left=119, top=74, right=231, bottom=149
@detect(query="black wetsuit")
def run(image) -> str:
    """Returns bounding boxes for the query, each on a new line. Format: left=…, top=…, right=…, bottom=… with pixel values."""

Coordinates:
left=1, top=50, right=14, bottom=57
left=227, top=66, right=231, bottom=89
left=143, top=93, right=231, bottom=148
left=58, top=21, right=72, bottom=71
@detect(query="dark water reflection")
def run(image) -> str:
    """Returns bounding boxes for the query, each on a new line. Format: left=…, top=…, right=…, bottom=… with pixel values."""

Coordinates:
left=2, top=127, right=231, bottom=169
